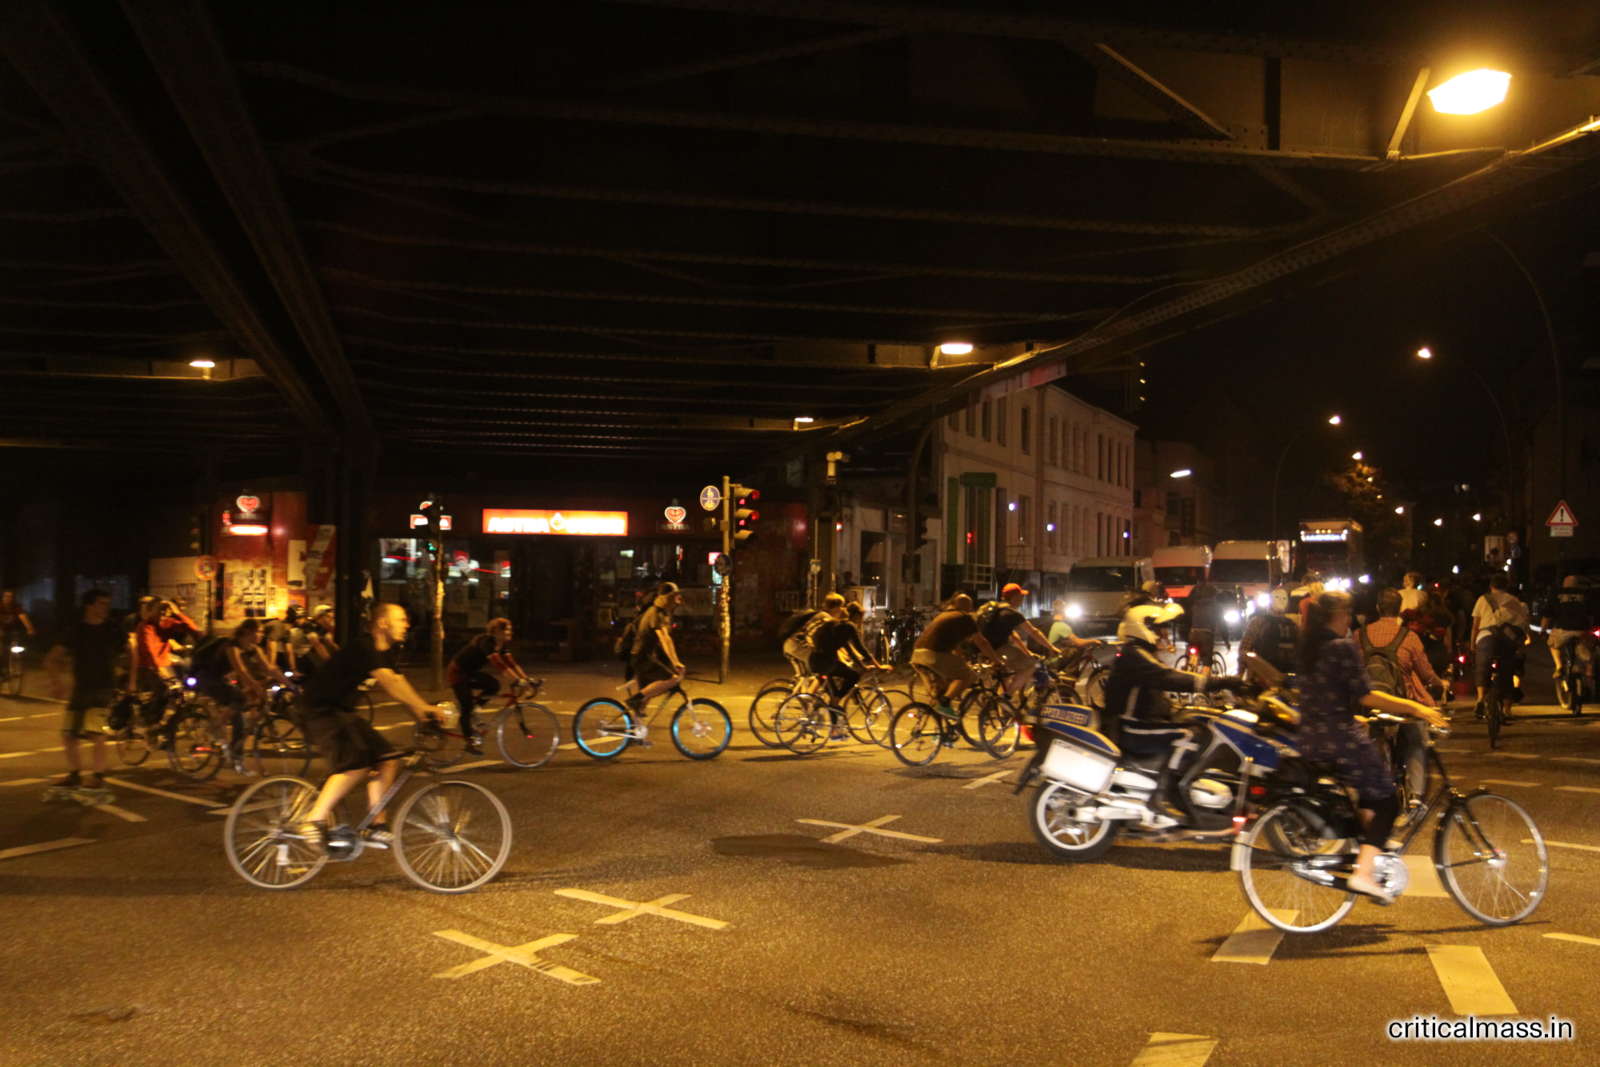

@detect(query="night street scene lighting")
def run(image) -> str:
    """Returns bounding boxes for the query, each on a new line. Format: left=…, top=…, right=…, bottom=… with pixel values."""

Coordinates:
left=2, top=3, right=1597, bottom=1063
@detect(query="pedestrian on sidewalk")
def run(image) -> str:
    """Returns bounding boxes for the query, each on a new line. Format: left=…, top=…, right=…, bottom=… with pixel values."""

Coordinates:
left=41, top=589, right=122, bottom=791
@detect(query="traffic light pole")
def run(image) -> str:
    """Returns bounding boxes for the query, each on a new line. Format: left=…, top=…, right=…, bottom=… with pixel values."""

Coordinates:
left=719, top=474, right=731, bottom=685
left=430, top=510, right=445, bottom=692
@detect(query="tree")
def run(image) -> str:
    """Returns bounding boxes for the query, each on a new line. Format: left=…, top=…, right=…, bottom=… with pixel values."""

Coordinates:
left=1326, top=458, right=1409, bottom=579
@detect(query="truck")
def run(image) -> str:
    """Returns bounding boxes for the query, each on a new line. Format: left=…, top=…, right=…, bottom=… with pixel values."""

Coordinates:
left=1062, top=556, right=1155, bottom=636
left=1209, top=540, right=1291, bottom=610
left=1151, top=545, right=1212, bottom=602
left=1296, top=519, right=1366, bottom=590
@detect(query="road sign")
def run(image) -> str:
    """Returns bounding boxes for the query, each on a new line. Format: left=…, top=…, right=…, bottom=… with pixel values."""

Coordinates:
left=194, top=555, right=218, bottom=581
left=699, top=484, right=722, bottom=511
left=712, top=552, right=731, bottom=576
left=1546, top=500, right=1578, bottom=538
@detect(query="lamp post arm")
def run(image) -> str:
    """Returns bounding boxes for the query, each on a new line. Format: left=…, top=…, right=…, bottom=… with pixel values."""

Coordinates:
left=1483, top=230, right=1563, bottom=501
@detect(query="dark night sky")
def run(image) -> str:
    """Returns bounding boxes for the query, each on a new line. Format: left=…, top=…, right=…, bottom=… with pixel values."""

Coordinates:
left=1136, top=179, right=1599, bottom=535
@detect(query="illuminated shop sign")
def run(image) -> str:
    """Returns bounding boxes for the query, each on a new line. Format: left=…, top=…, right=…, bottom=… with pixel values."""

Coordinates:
left=225, top=493, right=270, bottom=536
left=482, top=509, right=628, bottom=536
left=1300, top=531, right=1349, bottom=542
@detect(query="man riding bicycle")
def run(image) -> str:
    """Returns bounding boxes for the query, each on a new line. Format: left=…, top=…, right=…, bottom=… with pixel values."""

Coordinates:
left=1471, top=574, right=1528, bottom=720
left=449, top=617, right=533, bottom=755
left=909, top=594, right=1000, bottom=720
left=978, top=583, right=1056, bottom=701
left=807, top=600, right=883, bottom=739
left=297, top=603, right=443, bottom=850
left=627, top=582, right=688, bottom=712
left=1542, top=575, right=1595, bottom=686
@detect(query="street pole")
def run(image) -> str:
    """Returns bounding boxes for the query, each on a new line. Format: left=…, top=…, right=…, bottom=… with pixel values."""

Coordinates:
left=719, top=474, right=731, bottom=685
left=430, top=505, right=444, bottom=692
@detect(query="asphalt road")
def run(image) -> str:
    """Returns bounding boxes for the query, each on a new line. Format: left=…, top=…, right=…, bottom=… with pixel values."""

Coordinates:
left=2, top=658, right=1597, bottom=1066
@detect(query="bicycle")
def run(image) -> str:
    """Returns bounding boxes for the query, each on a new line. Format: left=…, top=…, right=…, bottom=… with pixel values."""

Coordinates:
left=1234, top=716, right=1548, bottom=934
left=1553, top=630, right=1598, bottom=716
left=223, top=747, right=511, bottom=893
left=1480, top=637, right=1523, bottom=749
left=770, top=670, right=893, bottom=755
left=572, top=679, right=731, bottom=760
left=749, top=671, right=808, bottom=749
left=488, top=677, right=560, bottom=769
left=886, top=700, right=971, bottom=767
left=167, top=680, right=312, bottom=779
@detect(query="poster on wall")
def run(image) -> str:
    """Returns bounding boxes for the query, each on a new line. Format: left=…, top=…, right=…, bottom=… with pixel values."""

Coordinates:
left=303, top=524, right=337, bottom=608
left=226, top=564, right=274, bottom=620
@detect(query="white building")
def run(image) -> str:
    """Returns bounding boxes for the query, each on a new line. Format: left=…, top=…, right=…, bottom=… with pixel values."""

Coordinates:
left=935, top=385, right=1136, bottom=607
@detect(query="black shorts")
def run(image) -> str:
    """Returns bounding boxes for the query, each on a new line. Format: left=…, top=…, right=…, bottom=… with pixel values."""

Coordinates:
left=63, top=687, right=116, bottom=737
left=630, top=656, right=674, bottom=687
left=304, top=707, right=397, bottom=774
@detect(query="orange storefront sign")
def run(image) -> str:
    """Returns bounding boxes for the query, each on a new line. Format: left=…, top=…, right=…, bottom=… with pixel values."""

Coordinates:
left=482, top=509, right=629, bottom=535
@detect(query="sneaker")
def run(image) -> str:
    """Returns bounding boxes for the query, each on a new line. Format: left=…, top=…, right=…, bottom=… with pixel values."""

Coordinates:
left=53, top=771, right=81, bottom=789
left=295, top=820, right=328, bottom=853
left=931, top=703, right=958, bottom=720
left=1346, top=872, right=1395, bottom=905
left=464, top=739, right=484, bottom=756
left=360, top=826, right=393, bottom=848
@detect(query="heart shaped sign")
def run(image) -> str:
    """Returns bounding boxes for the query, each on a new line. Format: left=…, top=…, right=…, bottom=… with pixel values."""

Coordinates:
left=236, top=495, right=261, bottom=515
left=664, top=506, right=687, bottom=525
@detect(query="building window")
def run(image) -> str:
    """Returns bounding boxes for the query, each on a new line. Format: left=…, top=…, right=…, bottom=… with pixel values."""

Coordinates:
left=1017, top=495, right=1030, bottom=543
left=1048, top=417, right=1059, bottom=467
left=981, top=400, right=992, bottom=441
left=1019, top=405, right=1031, bottom=454
left=947, top=408, right=960, bottom=431
left=996, top=397, right=1007, bottom=446
left=965, top=402, right=975, bottom=436
left=1097, top=435, right=1105, bottom=481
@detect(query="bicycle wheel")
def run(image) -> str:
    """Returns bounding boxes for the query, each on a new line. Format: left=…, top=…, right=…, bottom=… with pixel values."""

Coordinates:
left=251, top=713, right=312, bottom=778
left=842, top=686, right=892, bottom=746
left=889, top=703, right=945, bottom=767
left=169, top=708, right=223, bottom=780
left=2, top=651, right=21, bottom=697
left=773, top=692, right=830, bottom=755
left=496, top=702, right=561, bottom=768
left=392, top=779, right=512, bottom=894
left=224, top=776, right=328, bottom=889
left=1237, top=801, right=1358, bottom=934
left=1434, top=792, right=1548, bottom=926
left=979, top=695, right=1022, bottom=758
left=1485, top=691, right=1501, bottom=748
left=671, top=697, right=731, bottom=760
left=957, top=688, right=998, bottom=751
left=747, top=682, right=794, bottom=748
left=116, top=731, right=151, bottom=767
left=572, top=697, right=634, bottom=759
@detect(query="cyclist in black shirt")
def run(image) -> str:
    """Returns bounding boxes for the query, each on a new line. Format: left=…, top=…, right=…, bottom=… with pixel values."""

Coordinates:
left=980, top=582, right=1056, bottom=700
left=41, top=589, right=123, bottom=791
left=296, top=603, right=442, bottom=850
left=628, top=582, right=687, bottom=709
left=807, top=601, right=882, bottom=731
left=448, top=617, right=532, bottom=754
left=1542, top=576, right=1595, bottom=685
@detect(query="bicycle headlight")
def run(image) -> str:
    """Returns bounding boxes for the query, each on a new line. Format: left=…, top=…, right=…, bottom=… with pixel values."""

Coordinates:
left=1224, top=609, right=1241, bottom=625
left=1065, top=603, right=1083, bottom=621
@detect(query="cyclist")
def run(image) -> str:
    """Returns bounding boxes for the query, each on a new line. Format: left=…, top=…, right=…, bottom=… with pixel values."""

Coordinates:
left=1470, top=574, right=1528, bottom=720
left=1238, top=587, right=1299, bottom=675
left=262, top=606, right=305, bottom=676
left=1, top=587, right=35, bottom=645
left=1047, top=599, right=1099, bottom=653
left=627, top=582, right=687, bottom=712
left=1295, top=589, right=1447, bottom=902
left=909, top=593, right=1000, bottom=720
left=779, top=595, right=838, bottom=680
left=189, top=619, right=279, bottom=761
left=297, top=603, right=443, bottom=849
left=978, top=583, right=1056, bottom=700
left=41, top=589, right=123, bottom=792
left=303, top=604, right=339, bottom=667
left=127, top=595, right=199, bottom=737
left=1542, top=575, right=1594, bottom=687
left=448, top=617, right=532, bottom=755
left=808, top=600, right=882, bottom=739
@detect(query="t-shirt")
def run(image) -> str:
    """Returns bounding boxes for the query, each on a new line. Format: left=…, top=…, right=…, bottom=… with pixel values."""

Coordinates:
left=302, top=633, right=396, bottom=710
left=56, top=620, right=124, bottom=692
left=450, top=633, right=503, bottom=681
left=1472, top=592, right=1527, bottom=638
left=630, top=606, right=672, bottom=661
left=1047, top=619, right=1075, bottom=646
left=1547, top=590, right=1592, bottom=632
left=1398, top=588, right=1426, bottom=614
left=1299, top=636, right=1371, bottom=731
left=978, top=603, right=1027, bottom=647
left=810, top=619, right=867, bottom=660
left=915, top=611, right=978, bottom=654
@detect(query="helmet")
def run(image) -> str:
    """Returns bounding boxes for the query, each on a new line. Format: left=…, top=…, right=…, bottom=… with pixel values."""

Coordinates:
left=1121, top=602, right=1184, bottom=645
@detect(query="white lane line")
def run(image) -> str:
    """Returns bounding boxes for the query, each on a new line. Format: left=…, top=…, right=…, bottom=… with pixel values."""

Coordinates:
left=0, top=837, right=94, bottom=862
left=1534, top=839, right=1600, bottom=854
left=0, top=777, right=48, bottom=787
left=102, top=776, right=222, bottom=809
left=37, top=745, right=64, bottom=753
left=1426, top=945, right=1517, bottom=1016
left=1554, top=757, right=1600, bottom=766
left=1556, top=786, right=1600, bottom=795
left=1437, top=747, right=1473, bottom=754
left=1492, top=753, right=1539, bottom=760
left=1211, top=910, right=1292, bottom=965
left=1478, top=779, right=1540, bottom=788
left=0, top=750, right=39, bottom=760
left=795, top=814, right=943, bottom=845
left=91, top=803, right=146, bottom=823
left=430, top=929, right=600, bottom=985
left=0, top=715, right=23, bottom=722
left=450, top=759, right=501, bottom=773
left=1544, top=933, right=1600, bottom=948
left=1129, top=1032, right=1218, bottom=1066
left=1401, top=855, right=1449, bottom=898
left=962, top=770, right=1013, bottom=790
left=28, top=712, right=57, bottom=720
left=554, top=888, right=728, bottom=930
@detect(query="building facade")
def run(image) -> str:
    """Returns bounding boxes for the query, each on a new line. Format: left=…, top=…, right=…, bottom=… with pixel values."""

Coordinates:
left=1132, top=440, right=1217, bottom=556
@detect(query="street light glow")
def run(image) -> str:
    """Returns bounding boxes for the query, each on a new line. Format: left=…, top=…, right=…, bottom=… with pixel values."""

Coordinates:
left=1169, top=469, right=1192, bottom=479
left=793, top=416, right=815, bottom=424
left=1433, top=517, right=1444, bottom=527
left=1327, top=414, right=1342, bottom=426
left=1351, top=451, right=1363, bottom=461
left=189, top=358, right=216, bottom=369
left=1472, top=512, right=1482, bottom=522
left=936, top=342, right=974, bottom=356
left=1394, top=506, right=1405, bottom=515
left=1427, top=69, right=1512, bottom=115
left=1416, top=346, right=1433, bottom=360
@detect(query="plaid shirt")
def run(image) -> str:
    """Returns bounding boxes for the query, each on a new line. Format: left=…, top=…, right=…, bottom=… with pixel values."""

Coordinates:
left=1360, top=616, right=1439, bottom=706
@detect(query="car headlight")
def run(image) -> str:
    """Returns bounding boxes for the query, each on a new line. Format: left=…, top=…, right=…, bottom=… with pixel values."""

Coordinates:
left=1224, top=609, right=1241, bottom=625
left=1065, top=603, right=1084, bottom=620
left=1254, top=592, right=1271, bottom=610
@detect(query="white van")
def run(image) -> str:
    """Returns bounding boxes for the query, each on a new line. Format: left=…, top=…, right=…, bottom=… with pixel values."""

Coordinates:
left=1151, top=545, right=1211, bottom=601
left=1063, top=556, right=1154, bottom=635
left=1209, top=540, right=1288, bottom=609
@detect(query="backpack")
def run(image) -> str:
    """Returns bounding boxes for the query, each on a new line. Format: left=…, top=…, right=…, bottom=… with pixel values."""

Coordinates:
left=975, top=600, right=1003, bottom=640
left=1358, top=624, right=1408, bottom=696
left=777, top=609, right=815, bottom=643
left=190, top=634, right=232, bottom=678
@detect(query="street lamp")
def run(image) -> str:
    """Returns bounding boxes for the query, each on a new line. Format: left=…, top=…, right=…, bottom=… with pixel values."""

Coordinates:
left=936, top=341, right=973, bottom=356
left=1426, top=69, right=1512, bottom=115
left=1433, top=517, right=1444, bottom=527
left=1169, top=469, right=1192, bottom=479
left=1394, top=506, right=1405, bottom=515
left=1351, top=451, right=1363, bottom=461
left=1271, top=414, right=1342, bottom=546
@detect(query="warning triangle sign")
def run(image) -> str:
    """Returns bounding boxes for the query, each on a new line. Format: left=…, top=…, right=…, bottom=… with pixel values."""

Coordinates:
left=1546, top=500, right=1578, bottom=528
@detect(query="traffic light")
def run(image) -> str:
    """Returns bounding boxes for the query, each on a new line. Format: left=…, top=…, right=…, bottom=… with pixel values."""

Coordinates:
left=730, top=484, right=760, bottom=545
left=187, top=511, right=204, bottom=553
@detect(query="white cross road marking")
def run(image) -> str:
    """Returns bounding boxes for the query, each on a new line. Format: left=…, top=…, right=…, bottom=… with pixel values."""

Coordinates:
left=430, top=929, right=600, bottom=985
left=102, top=776, right=224, bottom=809
left=1401, top=855, right=1449, bottom=897
left=796, top=814, right=943, bottom=845
left=0, top=751, right=38, bottom=760
left=1533, top=838, right=1600, bottom=853
left=28, top=712, right=57, bottom=719
left=1544, top=933, right=1600, bottom=948
left=0, top=715, right=23, bottom=722
left=0, top=837, right=94, bottom=862
left=1426, top=944, right=1517, bottom=1016
left=89, top=802, right=146, bottom=823
left=1129, top=1032, right=1219, bottom=1066
left=1478, top=779, right=1540, bottom=787
left=962, top=770, right=1013, bottom=790
left=554, top=888, right=728, bottom=930
left=1211, top=910, right=1293, bottom=965
left=1556, top=786, right=1600, bottom=795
